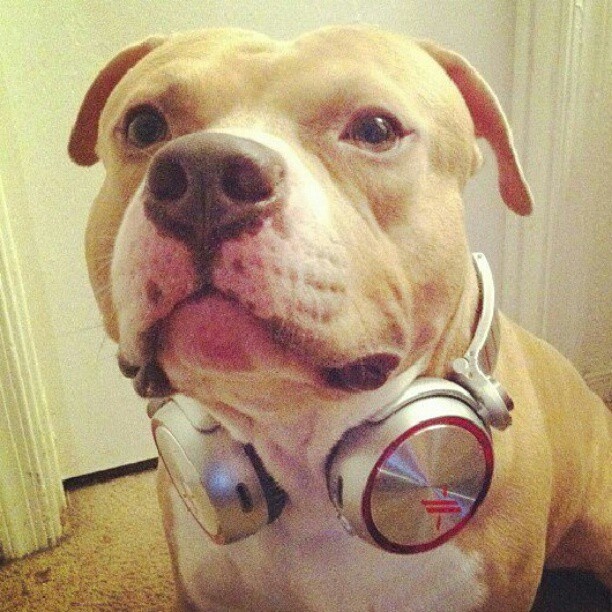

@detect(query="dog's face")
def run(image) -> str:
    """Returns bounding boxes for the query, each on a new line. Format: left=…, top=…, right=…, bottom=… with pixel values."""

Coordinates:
left=71, top=26, right=530, bottom=419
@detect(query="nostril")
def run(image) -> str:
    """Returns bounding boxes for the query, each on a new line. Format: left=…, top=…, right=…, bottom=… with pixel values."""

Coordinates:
left=148, top=158, right=189, bottom=201
left=221, top=156, right=281, bottom=204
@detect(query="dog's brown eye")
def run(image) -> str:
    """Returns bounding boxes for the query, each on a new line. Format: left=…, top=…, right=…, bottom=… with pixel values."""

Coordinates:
left=125, top=106, right=168, bottom=148
left=342, top=113, right=402, bottom=152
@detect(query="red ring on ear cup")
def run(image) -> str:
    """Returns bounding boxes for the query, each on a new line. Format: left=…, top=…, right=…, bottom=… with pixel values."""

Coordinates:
left=361, top=416, right=494, bottom=554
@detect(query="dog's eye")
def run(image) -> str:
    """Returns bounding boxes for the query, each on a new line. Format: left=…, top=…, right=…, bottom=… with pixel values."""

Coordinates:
left=125, top=106, right=168, bottom=148
left=342, top=113, right=403, bottom=152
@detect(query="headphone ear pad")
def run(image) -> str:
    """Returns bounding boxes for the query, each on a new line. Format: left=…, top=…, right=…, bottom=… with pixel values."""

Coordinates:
left=151, top=401, right=286, bottom=544
left=327, top=378, right=494, bottom=553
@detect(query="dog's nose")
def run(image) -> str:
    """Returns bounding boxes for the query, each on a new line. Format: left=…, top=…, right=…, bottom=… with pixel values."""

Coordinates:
left=145, top=132, right=285, bottom=250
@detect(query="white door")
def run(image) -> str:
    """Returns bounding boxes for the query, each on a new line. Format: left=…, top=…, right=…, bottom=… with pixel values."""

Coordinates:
left=1, top=2, right=516, bottom=478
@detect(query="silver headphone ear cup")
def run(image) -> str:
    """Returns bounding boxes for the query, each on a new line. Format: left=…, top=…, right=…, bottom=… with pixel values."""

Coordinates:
left=327, top=379, right=494, bottom=553
left=151, top=401, right=286, bottom=544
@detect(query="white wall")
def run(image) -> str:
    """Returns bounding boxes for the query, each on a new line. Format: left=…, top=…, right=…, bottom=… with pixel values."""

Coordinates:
left=7, top=0, right=602, bottom=479
left=547, top=7, right=611, bottom=383
left=503, top=1, right=612, bottom=403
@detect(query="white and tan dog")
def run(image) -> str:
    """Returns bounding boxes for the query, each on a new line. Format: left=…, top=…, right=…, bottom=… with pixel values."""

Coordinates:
left=69, top=25, right=611, bottom=611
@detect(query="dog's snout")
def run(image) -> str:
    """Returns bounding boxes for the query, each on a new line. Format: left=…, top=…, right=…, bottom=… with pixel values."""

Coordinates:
left=145, top=132, right=285, bottom=248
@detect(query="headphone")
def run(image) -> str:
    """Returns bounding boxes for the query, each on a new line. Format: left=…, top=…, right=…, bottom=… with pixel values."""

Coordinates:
left=149, top=253, right=513, bottom=553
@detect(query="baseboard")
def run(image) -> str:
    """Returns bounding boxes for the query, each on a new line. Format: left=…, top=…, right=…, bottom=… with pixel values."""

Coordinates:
left=584, top=369, right=612, bottom=407
left=63, top=458, right=159, bottom=491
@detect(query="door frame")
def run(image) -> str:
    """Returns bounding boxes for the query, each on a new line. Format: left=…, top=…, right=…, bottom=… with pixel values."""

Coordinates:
left=0, top=71, right=66, bottom=560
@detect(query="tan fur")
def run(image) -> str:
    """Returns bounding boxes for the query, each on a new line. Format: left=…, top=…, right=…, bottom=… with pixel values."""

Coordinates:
left=71, top=25, right=611, bottom=611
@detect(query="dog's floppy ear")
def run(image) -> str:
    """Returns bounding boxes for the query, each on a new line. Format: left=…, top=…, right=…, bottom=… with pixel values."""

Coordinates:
left=419, top=41, right=533, bottom=216
left=68, top=36, right=166, bottom=166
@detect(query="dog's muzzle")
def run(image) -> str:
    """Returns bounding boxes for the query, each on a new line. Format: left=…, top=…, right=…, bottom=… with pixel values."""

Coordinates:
left=118, top=131, right=403, bottom=397
left=117, top=133, right=287, bottom=396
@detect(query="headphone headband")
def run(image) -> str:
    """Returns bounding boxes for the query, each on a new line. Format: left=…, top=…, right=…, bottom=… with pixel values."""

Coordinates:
left=450, top=253, right=513, bottom=429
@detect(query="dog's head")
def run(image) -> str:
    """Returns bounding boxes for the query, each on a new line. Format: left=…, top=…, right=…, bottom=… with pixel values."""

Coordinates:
left=70, top=26, right=531, bottom=414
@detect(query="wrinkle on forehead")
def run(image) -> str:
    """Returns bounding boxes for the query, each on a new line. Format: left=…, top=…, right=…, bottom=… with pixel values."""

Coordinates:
left=100, top=24, right=463, bottom=143
left=101, top=27, right=417, bottom=114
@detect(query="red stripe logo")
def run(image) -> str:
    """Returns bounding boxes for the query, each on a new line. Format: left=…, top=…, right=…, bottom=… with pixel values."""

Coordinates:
left=420, top=487, right=461, bottom=531
left=420, top=500, right=462, bottom=514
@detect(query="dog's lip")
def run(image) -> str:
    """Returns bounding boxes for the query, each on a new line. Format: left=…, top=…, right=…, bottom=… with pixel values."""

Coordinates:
left=322, top=353, right=401, bottom=391
left=118, top=287, right=401, bottom=397
left=118, top=345, right=175, bottom=398
left=117, top=353, right=142, bottom=379
left=117, top=285, right=214, bottom=398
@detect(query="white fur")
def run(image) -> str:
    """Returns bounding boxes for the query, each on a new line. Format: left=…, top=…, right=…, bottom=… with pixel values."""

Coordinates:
left=166, top=467, right=487, bottom=612
left=159, top=365, right=488, bottom=611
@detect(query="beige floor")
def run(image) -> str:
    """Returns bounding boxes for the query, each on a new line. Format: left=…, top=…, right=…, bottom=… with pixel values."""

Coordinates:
left=1, top=467, right=609, bottom=611
left=0, top=469, right=175, bottom=611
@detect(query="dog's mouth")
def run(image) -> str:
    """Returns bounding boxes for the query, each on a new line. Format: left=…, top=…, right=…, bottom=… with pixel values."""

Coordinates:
left=117, top=285, right=401, bottom=398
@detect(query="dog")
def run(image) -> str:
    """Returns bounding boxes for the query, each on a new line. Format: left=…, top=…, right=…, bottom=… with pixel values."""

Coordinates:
left=69, top=25, right=611, bottom=611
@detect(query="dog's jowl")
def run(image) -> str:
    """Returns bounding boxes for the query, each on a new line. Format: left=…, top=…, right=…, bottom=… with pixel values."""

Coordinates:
left=70, top=25, right=611, bottom=611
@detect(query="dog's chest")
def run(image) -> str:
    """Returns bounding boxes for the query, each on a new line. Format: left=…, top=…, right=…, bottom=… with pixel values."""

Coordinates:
left=165, top=474, right=487, bottom=611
